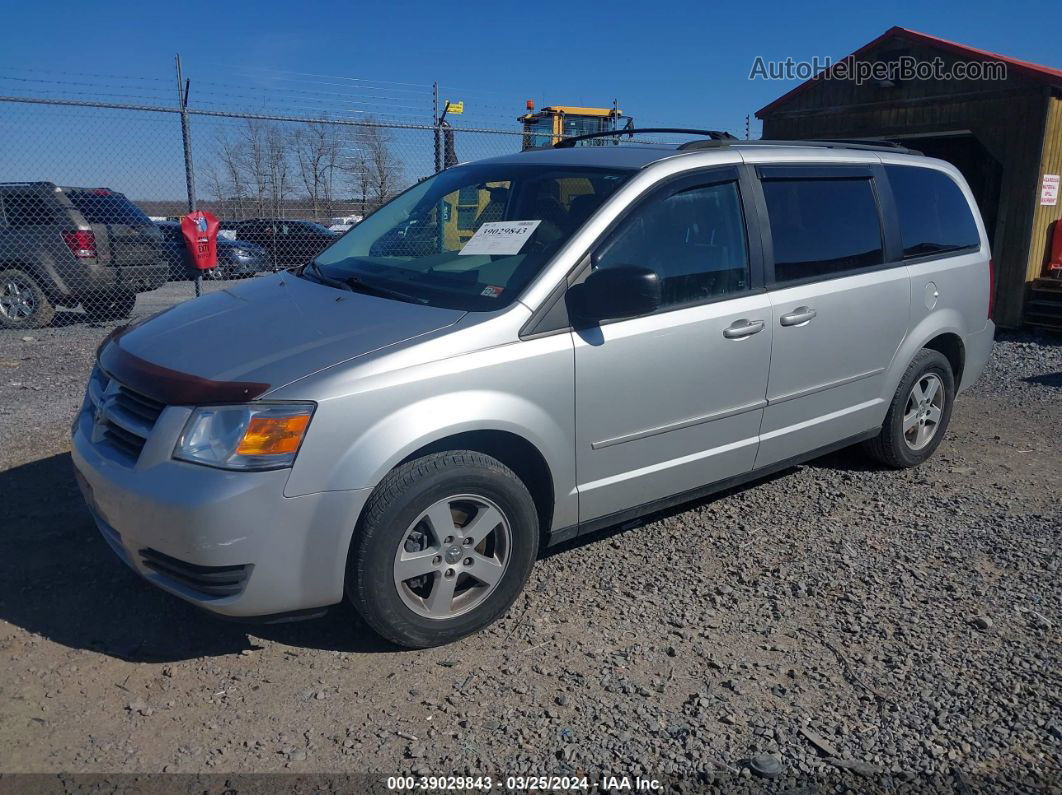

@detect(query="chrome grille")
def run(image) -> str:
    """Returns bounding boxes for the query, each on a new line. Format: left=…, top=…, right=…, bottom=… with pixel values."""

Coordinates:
left=113, top=385, right=164, bottom=424
left=86, top=366, right=166, bottom=462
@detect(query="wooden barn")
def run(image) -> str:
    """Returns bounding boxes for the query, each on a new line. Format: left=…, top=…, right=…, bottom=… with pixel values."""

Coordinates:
left=756, top=27, right=1062, bottom=329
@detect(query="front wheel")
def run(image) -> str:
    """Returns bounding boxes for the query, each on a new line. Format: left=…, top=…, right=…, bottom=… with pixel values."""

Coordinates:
left=347, top=451, right=539, bottom=648
left=864, top=349, right=955, bottom=468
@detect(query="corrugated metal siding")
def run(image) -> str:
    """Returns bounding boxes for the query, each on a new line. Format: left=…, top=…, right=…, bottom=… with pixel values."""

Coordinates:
left=1027, top=94, right=1062, bottom=281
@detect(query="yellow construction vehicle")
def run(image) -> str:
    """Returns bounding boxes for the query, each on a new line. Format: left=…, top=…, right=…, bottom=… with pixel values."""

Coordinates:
left=517, top=101, right=630, bottom=150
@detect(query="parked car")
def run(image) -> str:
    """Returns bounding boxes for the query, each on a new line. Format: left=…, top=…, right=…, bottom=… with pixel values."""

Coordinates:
left=230, top=219, right=339, bottom=267
left=155, top=221, right=267, bottom=281
left=0, top=183, right=166, bottom=328
left=328, top=215, right=362, bottom=233
left=73, top=138, right=995, bottom=648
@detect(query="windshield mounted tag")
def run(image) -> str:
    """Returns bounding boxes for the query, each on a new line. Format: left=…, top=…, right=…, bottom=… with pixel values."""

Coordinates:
left=459, top=220, right=542, bottom=256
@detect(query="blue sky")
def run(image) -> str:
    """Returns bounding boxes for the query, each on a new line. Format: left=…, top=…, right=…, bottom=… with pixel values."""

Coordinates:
left=1, top=0, right=1060, bottom=199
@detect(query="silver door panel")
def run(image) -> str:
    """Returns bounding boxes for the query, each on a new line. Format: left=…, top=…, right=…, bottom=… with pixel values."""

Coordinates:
left=574, top=293, right=772, bottom=521
left=757, top=267, right=910, bottom=466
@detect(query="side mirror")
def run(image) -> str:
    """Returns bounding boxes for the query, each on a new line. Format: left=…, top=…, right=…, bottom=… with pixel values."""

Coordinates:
left=568, top=265, right=662, bottom=324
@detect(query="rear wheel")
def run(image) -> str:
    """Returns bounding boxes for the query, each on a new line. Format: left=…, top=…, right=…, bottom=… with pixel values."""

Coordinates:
left=864, top=349, right=955, bottom=468
left=0, top=269, right=54, bottom=329
left=347, top=451, right=539, bottom=648
left=83, top=289, right=136, bottom=322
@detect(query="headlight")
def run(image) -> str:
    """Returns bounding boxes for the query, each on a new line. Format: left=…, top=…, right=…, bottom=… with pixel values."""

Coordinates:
left=232, top=248, right=250, bottom=257
left=174, top=403, right=315, bottom=470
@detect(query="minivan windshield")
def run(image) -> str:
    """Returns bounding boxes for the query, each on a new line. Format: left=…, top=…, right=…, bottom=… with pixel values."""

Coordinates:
left=311, top=163, right=633, bottom=310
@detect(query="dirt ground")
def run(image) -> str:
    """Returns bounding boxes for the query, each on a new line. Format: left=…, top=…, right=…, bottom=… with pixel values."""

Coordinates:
left=0, top=315, right=1059, bottom=791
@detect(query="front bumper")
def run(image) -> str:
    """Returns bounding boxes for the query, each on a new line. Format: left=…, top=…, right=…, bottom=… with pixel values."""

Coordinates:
left=71, top=396, right=370, bottom=618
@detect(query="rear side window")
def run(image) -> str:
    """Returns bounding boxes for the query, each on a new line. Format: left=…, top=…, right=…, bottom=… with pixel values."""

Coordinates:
left=595, top=179, right=750, bottom=309
left=885, top=165, right=980, bottom=258
left=66, top=191, right=151, bottom=226
left=762, top=177, right=884, bottom=284
left=3, top=192, right=57, bottom=227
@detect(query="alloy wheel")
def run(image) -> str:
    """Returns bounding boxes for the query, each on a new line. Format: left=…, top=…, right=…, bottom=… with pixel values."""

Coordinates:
left=903, top=373, right=945, bottom=451
left=392, top=494, right=512, bottom=620
left=0, top=276, right=37, bottom=320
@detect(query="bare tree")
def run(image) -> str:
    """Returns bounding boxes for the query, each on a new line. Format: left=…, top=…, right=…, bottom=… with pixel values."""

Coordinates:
left=201, top=160, right=226, bottom=217
left=241, top=120, right=270, bottom=217
left=293, top=122, right=341, bottom=222
left=347, top=119, right=403, bottom=214
left=201, top=130, right=248, bottom=220
left=263, top=124, right=291, bottom=220
left=215, top=129, right=248, bottom=219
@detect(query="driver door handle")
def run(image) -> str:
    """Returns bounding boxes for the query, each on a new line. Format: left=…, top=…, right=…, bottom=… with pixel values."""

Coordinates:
left=722, top=319, right=766, bottom=339
left=779, top=306, right=817, bottom=326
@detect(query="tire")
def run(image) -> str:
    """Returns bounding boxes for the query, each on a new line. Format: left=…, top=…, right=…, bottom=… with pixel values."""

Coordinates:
left=864, top=349, right=955, bottom=468
left=347, top=451, right=539, bottom=648
left=83, top=290, right=136, bottom=322
left=0, top=268, right=55, bottom=329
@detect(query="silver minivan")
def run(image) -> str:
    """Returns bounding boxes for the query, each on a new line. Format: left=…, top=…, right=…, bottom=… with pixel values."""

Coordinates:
left=72, top=136, right=996, bottom=648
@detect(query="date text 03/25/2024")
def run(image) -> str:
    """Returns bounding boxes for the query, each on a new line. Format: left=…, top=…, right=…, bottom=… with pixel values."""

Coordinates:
left=386, top=775, right=663, bottom=792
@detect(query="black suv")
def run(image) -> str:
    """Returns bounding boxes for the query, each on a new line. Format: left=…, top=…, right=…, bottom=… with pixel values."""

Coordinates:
left=0, top=183, right=167, bottom=328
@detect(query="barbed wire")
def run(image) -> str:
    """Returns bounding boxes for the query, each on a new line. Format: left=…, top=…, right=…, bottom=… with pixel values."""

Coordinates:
left=0, top=94, right=525, bottom=135
left=0, top=65, right=171, bottom=82
left=194, top=60, right=435, bottom=91
left=0, top=62, right=757, bottom=136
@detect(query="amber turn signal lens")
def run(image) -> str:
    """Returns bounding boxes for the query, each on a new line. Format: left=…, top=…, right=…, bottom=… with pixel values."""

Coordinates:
left=236, top=414, right=311, bottom=456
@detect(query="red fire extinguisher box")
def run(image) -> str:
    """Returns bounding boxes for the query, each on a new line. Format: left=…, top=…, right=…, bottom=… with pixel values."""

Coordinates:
left=1047, top=218, right=1062, bottom=278
left=180, top=210, right=220, bottom=271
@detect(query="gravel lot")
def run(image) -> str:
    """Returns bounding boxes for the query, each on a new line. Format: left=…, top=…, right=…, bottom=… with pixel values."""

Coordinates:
left=0, top=287, right=1059, bottom=791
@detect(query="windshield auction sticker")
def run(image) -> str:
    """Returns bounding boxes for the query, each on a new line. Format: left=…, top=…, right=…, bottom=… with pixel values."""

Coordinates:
left=459, top=220, right=542, bottom=256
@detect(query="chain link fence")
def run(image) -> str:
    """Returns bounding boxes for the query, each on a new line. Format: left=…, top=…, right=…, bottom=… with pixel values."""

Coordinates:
left=0, top=94, right=524, bottom=331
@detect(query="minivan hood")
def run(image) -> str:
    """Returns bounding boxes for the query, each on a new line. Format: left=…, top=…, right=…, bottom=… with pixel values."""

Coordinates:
left=107, top=273, right=465, bottom=396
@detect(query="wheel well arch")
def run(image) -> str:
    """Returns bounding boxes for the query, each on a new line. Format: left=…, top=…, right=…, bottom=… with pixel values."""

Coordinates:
left=0, top=259, right=64, bottom=301
left=398, top=430, right=555, bottom=542
left=923, top=332, right=965, bottom=386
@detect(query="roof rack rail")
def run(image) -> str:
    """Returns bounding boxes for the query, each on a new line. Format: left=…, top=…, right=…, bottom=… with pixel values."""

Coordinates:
left=677, top=138, right=921, bottom=155
left=813, top=138, right=913, bottom=150
left=553, top=128, right=737, bottom=148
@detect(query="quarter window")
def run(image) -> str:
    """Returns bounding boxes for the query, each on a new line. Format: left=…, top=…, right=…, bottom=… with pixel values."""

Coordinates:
left=885, top=165, right=980, bottom=258
left=594, top=179, right=750, bottom=309
left=3, top=193, right=55, bottom=227
left=762, top=177, right=884, bottom=284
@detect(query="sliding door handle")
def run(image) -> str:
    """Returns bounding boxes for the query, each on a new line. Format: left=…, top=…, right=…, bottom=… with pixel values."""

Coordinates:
left=779, top=306, right=817, bottom=326
left=723, top=319, right=766, bottom=339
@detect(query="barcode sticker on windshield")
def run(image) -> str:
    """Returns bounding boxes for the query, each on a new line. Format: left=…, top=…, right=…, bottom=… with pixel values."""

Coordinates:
left=459, top=220, right=542, bottom=256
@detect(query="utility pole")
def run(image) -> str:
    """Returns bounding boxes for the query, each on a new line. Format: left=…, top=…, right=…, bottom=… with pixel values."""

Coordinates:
left=745, top=114, right=750, bottom=140
left=175, top=54, right=202, bottom=297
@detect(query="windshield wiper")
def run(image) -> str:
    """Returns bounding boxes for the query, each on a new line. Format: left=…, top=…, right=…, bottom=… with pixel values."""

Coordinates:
left=344, top=275, right=429, bottom=305
left=300, top=260, right=352, bottom=291
left=302, top=260, right=427, bottom=304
